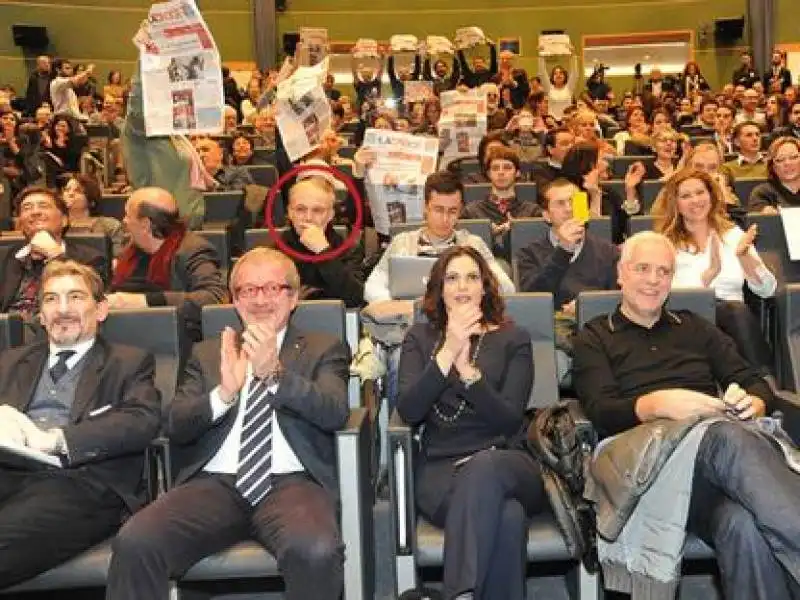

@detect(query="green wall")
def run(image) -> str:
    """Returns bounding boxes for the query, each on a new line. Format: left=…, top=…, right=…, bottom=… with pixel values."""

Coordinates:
left=0, top=0, right=796, bottom=94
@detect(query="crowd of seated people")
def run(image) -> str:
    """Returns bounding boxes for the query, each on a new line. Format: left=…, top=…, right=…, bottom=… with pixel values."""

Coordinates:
left=0, top=26, right=800, bottom=600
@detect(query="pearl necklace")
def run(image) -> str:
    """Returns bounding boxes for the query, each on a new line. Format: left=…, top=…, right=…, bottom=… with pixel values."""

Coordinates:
left=431, top=330, right=486, bottom=424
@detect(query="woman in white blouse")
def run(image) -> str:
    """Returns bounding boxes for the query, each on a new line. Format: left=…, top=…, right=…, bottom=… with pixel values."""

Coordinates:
left=538, top=54, right=578, bottom=121
left=652, top=168, right=776, bottom=372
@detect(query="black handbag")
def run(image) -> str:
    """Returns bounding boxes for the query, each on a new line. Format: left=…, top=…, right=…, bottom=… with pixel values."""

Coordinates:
left=526, top=400, right=599, bottom=573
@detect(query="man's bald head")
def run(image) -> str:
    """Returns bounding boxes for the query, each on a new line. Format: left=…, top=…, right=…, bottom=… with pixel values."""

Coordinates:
left=130, top=187, right=178, bottom=214
left=124, top=187, right=182, bottom=252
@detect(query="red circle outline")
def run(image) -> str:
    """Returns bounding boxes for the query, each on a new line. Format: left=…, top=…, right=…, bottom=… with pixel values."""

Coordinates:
left=264, top=163, right=364, bottom=264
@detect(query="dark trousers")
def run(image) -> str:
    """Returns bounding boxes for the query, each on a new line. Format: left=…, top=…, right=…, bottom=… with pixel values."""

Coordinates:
left=416, top=448, right=546, bottom=600
left=687, top=421, right=800, bottom=600
left=0, top=469, right=123, bottom=589
left=107, top=471, right=343, bottom=600
left=715, top=300, right=772, bottom=374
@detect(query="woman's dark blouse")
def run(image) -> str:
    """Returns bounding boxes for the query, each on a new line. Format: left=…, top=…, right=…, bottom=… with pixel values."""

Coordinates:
left=397, top=321, right=533, bottom=461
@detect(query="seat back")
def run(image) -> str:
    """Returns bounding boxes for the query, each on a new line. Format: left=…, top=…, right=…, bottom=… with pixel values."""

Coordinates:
left=98, top=194, right=128, bottom=219
left=516, top=182, right=538, bottom=205
left=748, top=213, right=800, bottom=284
left=577, top=288, right=716, bottom=327
left=202, top=300, right=346, bottom=342
left=777, top=284, right=800, bottom=391
left=463, top=183, right=490, bottom=205
left=196, top=229, right=230, bottom=276
left=413, top=293, right=558, bottom=409
left=628, top=215, right=655, bottom=236
left=244, top=226, right=349, bottom=251
left=388, top=220, right=493, bottom=250
left=204, top=190, right=244, bottom=223
left=245, top=164, right=279, bottom=188
left=734, top=179, right=768, bottom=204
left=100, top=307, right=182, bottom=406
left=0, top=232, right=112, bottom=283
left=0, top=313, right=23, bottom=351
left=509, top=217, right=612, bottom=261
left=609, top=155, right=656, bottom=180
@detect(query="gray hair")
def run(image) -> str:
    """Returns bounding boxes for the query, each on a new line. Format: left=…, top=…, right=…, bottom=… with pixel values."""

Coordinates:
left=619, top=231, right=677, bottom=266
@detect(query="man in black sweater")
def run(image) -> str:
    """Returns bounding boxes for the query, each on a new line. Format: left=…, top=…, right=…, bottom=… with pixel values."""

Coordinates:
left=422, top=56, right=461, bottom=95
left=516, top=178, right=617, bottom=309
left=458, top=42, right=497, bottom=89
left=573, top=230, right=800, bottom=600
left=387, top=53, right=421, bottom=104
left=281, top=177, right=365, bottom=308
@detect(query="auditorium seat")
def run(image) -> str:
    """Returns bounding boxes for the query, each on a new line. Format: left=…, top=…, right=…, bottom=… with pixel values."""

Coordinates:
left=0, top=313, right=23, bottom=351
left=609, top=155, right=656, bottom=180
left=601, top=179, right=662, bottom=213
left=0, top=232, right=112, bottom=283
left=389, top=293, right=600, bottom=599
left=245, top=163, right=279, bottom=188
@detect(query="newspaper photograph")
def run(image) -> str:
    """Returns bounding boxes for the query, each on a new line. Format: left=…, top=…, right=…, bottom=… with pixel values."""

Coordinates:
left=438, top=89, right=487, bottom=165
left=275, top=58, right=332, bottom=161
left=404, top=81, right=434, bottom=104
left=134, top=0, right=224, bottom=137
left=299, top=27, right=328, bottom=66
left=362, top=129, right=439, bottom=234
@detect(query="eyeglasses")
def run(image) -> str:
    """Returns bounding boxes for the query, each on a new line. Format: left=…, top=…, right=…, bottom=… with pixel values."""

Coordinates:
left=235, top=283, right=293, bottom=299
left=773, top=154, right=800, bottom=165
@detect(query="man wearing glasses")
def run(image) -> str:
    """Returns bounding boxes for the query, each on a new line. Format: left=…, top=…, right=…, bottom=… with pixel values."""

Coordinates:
left=107, top=246, right=351, bottom=600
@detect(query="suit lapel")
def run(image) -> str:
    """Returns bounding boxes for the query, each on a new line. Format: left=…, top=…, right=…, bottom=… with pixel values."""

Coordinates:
left=12, top=344, right=48, bottom=413
left=279, top=325, right=306, bottom=370
left=0, top=254, right=24, bottom=311
left=70, top=339, right=107, bottom=421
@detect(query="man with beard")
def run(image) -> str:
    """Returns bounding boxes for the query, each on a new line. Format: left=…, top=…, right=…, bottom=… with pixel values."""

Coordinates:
left=278, top=177, right=365, bottom=308
left=0, top=259, right=159, bottom=590
left=0, top=187, right=107, bottom=332
left=462, top=145, right=540, bottom=255
left=458, top=42, right=498, bottom=89
left=422, top=55, right=461, bottom=95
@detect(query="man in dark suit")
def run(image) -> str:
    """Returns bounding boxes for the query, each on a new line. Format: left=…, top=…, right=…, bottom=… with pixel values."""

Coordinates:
left=764, top=51, right=793, bottom=94
left=0, top=259, right=160, bottom=588
left=107, top=246, right=351, bottom=600
left=0, top=186, right=107, bottom=324
left=107, top=187, right=227, bottom=341
left=23, top=55, right=52, bottom=117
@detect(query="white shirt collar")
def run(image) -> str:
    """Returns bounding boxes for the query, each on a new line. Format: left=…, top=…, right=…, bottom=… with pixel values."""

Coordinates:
left=738, top=153, right=765, bottom=166
left=548, top=228, right=584, bottom=261
left=16, top=240, right=66, bottom=260
left=48, top=336, right=96, bottom=368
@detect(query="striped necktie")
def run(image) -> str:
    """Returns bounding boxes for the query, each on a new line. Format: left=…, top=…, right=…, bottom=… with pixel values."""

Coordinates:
left=235, top=377, right=275, bottom=505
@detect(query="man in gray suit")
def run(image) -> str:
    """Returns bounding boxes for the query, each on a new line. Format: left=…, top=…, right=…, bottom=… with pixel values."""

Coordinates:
left=107, top=246, right=351, bottom=600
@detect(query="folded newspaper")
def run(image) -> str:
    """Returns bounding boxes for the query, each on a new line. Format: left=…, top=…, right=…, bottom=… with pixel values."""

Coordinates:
left=133, top=0, right=225, bottom=137
left=426, top=35, right=454, bottom=56
left=538, top=34, right=573, bottom=57
left=362, top=129, right=439, bottom=235
left=353, top=38, right=380, bottom=58
left=454, top=27, right=487, bottom=50
left=390, top=34, right=419, bottom=53
left=275, top=57, right=332, bottom=162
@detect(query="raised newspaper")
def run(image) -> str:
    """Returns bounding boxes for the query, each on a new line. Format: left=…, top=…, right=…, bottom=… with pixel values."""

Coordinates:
left=275, top=57, right=332, bottom=162
left=134, top=0, right=224, bottom=136
left=362, top=129, right=439, bottom=235
left=438, top=89, right=487, bottom=166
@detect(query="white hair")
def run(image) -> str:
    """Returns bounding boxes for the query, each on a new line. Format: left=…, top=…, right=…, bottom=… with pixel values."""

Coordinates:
left=619, top=231, right=677, bottom=265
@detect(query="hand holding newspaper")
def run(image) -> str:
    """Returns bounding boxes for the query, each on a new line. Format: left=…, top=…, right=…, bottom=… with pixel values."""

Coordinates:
left=275, top=57, right=332, bottom=162
left=134, top=0, right=224, bottom=137
left=362, top=129, right=439, bottom=235
left=455, top=27, right=488, bottom=50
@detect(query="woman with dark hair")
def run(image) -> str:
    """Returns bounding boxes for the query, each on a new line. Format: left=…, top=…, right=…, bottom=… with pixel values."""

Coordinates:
left=538, top=52, right=578, bottom=120
left=561, top=141, right=631, bottom=242
left=748, top=136, right=800, bottom=213
left=0, top=110, right=27, bottom=198
left=612, top=106, right=650, bottom=154
left=397, top=245, right=543, bottom=600
left=445, top=130, right=510, bottom=184
left=62, top=174, right=127, bottom=257
left=679, top=61, right=710, bottom=98
left=764, top=94, right=787, bottom=133
left=653, top=168, right=776, bottom=373
left=41, top=115, right=84, bottom=184
left=229, top=134, right=256, bottom=166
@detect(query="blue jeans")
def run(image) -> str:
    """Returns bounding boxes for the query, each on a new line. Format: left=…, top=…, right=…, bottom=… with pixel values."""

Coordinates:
left=687, top=421, right=800, bottom=600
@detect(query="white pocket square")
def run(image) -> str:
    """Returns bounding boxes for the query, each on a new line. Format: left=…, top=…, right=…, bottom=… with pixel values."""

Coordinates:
left=88, top=405, right=112, bottom=417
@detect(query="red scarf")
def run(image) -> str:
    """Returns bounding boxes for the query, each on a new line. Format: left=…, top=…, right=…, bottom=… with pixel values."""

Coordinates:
left=112, top=224, right=187, bottom=289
